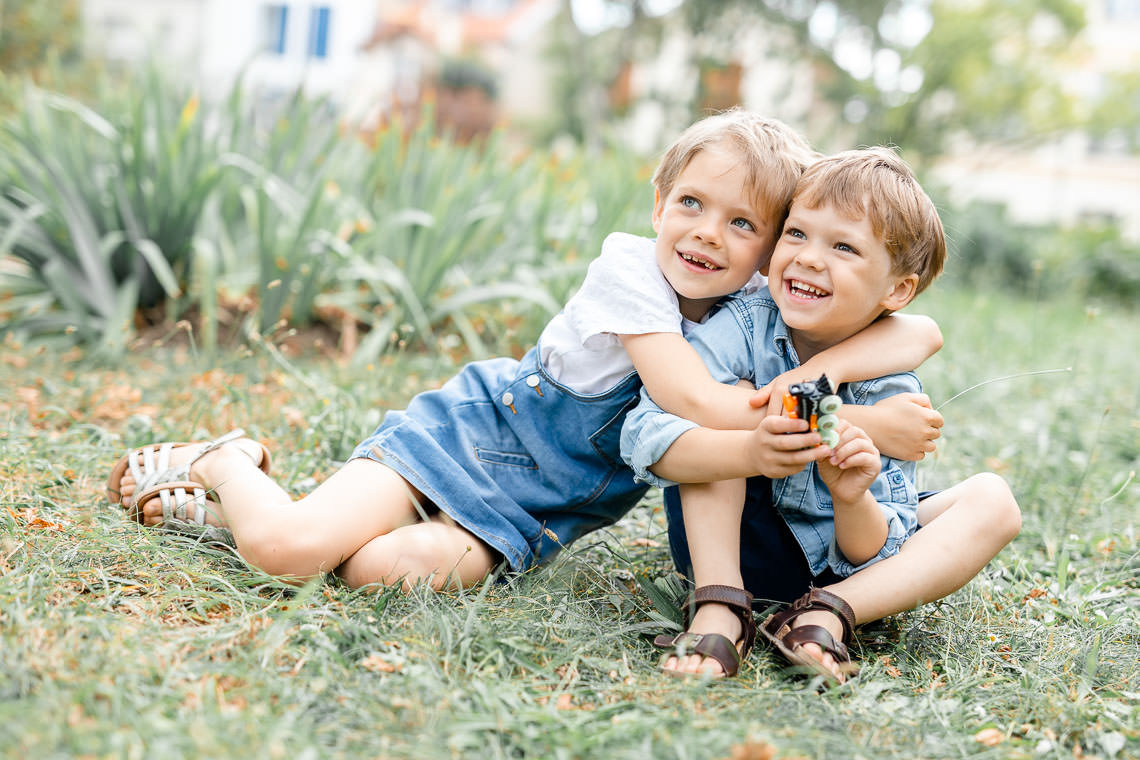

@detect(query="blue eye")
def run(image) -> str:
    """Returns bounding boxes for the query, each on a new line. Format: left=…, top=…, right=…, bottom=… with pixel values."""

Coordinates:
left=680, top=196, right=701, bottom=210
left=785, top=227, right=805, bottom=239
left=732, top=218, right=755, bottom=232
left=836, top=242, right=857, bottom=254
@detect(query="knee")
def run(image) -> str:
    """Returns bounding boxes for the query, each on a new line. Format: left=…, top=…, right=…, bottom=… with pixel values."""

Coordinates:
left=235, top=521, right=327, bottom=578
left=968, top=472, right=1022, bottom=543
left=338, top=531, right=448, bottom=591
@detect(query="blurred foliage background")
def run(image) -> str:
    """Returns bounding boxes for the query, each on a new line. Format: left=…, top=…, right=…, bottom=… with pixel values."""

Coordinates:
left=0, top=0, right=1137, bottom=359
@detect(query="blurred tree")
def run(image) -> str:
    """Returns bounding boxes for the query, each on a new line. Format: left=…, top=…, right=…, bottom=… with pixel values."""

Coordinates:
left=680, top=0, right=1089, bottom=161
left=0, top=0, right=83, bottom=109
left=550, top=0, right=1103, bottom=162
left=1087, top=70, right=1140, bottom=152
left=0, top=0, right=82, bottom=74
left=540, top=0, right=671, bottom=148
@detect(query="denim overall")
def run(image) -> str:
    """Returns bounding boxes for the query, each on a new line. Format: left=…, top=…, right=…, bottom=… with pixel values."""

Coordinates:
left=352, top=345, right=648, bottom=571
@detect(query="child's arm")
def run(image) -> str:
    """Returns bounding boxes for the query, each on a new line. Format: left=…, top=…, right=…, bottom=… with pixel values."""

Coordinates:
left=646, top=414, right=824, bottom=483
left=817, top=420, right=889, bottom=566
left=754, top=313, right=942, bottom=411
left=842, top=393, right=943, bottom=461
left=624, top=313, right=941, bottom=434
left=751, top=313, right=944, bottom=460
left=619, top=332, right=764, bottom=430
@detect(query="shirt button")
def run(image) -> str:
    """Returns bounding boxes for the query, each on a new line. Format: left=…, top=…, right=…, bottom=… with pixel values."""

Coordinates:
left=525, top=375, right=540, bottom=388
left=502, top=392, right=514, bottom=406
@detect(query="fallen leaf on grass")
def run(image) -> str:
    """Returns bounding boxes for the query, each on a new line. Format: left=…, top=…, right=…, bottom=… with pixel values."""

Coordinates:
left=974, top=728, right=1005, bottom=746
left=360, top=654, right=401, bottom=673
left=626, top=538, right=662, bottom=548
left=10, top=507, right=64, bottom=531
left=720, top=740, right=778, bottom=760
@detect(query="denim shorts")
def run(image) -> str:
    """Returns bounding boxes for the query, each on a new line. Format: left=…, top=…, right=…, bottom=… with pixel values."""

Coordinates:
left=664, top=480, right=940, bottom=605
left=352, top=346, right=649, bottom=572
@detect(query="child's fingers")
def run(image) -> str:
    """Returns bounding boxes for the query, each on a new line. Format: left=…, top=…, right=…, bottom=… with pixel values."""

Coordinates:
left=763, top=416, right=811, bottom=435
left=826, top=424, right=874, bottom=462
left=828, top=434, right=878, bottom=468
left=768, top=445, right=827, bottom=477
left=904, top=392, right=933, bottom=409
left=748, top=384, right=772, bottom=410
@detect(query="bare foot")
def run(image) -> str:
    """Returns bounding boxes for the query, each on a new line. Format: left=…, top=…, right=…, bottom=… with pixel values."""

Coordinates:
left=117, top=438, right=265, bottom=527
left=782, top=609, right=850, bottom=683
left=661, top=602, right=745, bottom=677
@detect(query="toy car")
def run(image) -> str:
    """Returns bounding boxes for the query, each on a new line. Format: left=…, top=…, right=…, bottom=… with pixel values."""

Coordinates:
left=782, top=374, right=843, bottom=448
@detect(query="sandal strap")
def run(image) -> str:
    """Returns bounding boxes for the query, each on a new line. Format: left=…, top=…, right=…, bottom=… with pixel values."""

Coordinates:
left=126, top=430, right=258, bottom=503
left=794, top=588, right=856, bottom=645
left=653, top=631, right=743, bottom=677
left=681, top=585, right=757, bottom=660
left=133, top=480, right=215, bottom=525
left=779, top=625, right=851, bottom=665
left=765, top=588, right=855, bottom=647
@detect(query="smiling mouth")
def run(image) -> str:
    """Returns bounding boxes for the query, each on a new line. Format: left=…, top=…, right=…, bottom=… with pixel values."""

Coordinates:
left=786, top=278, right=830, bottom=299
left=678, top=251, right=722, bottom=271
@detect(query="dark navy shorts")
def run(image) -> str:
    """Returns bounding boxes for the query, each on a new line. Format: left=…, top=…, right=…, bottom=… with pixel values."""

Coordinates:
left=664, top=479, right=938, bottom=605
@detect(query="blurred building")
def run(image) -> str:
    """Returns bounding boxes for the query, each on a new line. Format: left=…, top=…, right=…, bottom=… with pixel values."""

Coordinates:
left=80, top=0, right=1139, bottom=237
left=343, top=0, right=560, bottom=140
left=81, top=0, right=378, bottom=102
left=930, top=0, right=1140, bottom=239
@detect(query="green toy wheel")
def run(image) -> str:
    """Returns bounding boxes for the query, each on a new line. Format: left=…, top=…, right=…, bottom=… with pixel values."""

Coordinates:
left=820, top=429, right=840, bottom=448
left=817, top=413, right=839, bottom=432
left=818, top=394, right=842, bottom=414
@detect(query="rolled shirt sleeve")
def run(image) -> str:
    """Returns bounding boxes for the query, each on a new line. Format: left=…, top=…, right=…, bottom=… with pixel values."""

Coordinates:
left=826, top=458, right=919, bottom=576
left=822, top=372, right=922, bottom=576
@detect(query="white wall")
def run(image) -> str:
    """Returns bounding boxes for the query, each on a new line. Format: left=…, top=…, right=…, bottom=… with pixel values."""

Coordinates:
left=83, top=0, right=377, bottom=104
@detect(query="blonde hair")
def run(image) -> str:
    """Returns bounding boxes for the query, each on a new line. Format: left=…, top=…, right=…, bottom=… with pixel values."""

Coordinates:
left=652, top=109, right=818, bottom=231
left=793, top=147, right=946, bottom=296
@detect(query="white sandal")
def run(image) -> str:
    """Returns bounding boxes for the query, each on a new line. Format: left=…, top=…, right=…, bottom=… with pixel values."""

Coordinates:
left=106, top=429, right=271, bottom=520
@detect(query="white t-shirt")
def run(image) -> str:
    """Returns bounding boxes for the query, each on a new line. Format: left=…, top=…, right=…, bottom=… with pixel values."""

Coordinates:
left=538, top=232, right=766, bottom=394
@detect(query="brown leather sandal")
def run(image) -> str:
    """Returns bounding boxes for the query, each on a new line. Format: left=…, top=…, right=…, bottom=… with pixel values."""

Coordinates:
left=653, top=585, right=756, bottom=678
left=759, top=588, right=859, bottom=684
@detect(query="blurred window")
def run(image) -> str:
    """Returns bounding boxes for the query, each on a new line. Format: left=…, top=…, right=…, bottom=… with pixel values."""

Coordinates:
left=265, top=4, right=289, bottom=55
left=1106, top=0, right=1140, bottom=20
left=308, top=6, right=332, bottom=59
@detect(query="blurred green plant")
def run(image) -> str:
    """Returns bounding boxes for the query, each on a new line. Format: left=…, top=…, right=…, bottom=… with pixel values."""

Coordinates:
left=940, top=200, right=1140, bottom=305
left=210, top=87, right=363, bottom=338
left=0, top=0, right=84, bottom=113
left=0, top=68, right=222, bottom=352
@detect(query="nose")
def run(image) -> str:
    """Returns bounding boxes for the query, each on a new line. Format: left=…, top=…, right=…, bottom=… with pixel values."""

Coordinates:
left=793, top=240, right=824, bottom=269
left=693, top=214, right=723, bottom=247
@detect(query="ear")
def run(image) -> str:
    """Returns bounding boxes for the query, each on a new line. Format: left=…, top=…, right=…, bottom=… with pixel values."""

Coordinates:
left=881, top=273, right=919, bottom=311
left=651, top=188, right=665, bottom=233
left=757, top=239, right=777, bottom=277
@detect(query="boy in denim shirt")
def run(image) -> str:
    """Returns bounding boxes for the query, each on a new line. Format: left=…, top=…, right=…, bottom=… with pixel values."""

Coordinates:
left=622, top=148, right=1020, bottom=681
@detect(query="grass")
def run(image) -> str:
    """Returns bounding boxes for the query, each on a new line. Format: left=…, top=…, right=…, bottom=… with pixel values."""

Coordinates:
left=0, top=284, right=1136, bottom=759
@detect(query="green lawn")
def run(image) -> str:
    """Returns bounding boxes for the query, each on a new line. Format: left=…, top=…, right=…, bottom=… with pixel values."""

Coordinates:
left=1, top=285, right=1136, bottom=759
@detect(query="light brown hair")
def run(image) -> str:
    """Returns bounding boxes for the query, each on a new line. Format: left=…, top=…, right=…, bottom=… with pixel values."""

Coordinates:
left=793, top=147, right=946, bottom=296
left=652, top=109, right=818, bottom=232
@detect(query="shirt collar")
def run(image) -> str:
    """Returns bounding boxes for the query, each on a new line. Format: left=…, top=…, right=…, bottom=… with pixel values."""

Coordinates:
left=771, top=310, right=799, bottom=365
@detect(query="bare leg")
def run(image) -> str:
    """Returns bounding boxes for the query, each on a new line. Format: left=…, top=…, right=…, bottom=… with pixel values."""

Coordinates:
left=783, top=472, right=1021, bottom=681
left=336, top=515, right=498, bottom=591
left=663, top=478, right=748, bottom=676
left=130, top=439, right=452, bottom=580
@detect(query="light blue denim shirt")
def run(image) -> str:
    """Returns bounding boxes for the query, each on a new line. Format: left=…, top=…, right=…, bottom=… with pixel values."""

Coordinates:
left=620, top=287, right=921, bottom=577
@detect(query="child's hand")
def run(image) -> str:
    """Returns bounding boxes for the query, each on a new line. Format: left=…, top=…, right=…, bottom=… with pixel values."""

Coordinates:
left=870, top=393, right=943, bottom=460
left=816, top=420, right=882, bottom=506
left=749, top=368, right=811, bottom=417
left=747, top=415, right=825, bottom=478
